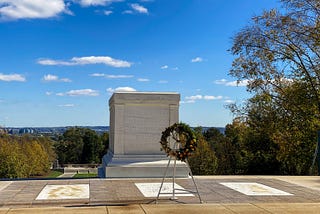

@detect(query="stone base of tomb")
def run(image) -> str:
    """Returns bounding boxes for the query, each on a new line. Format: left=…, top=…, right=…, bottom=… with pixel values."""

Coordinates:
left=98, top=151, right=189, bottom=178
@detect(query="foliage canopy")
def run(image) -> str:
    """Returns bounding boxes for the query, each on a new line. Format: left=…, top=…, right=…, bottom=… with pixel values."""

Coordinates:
left=228, top=0, right=320, bottom=174
left=55, top=127, right=109, bottom=165
left=0, top=134, right=55, bottom=178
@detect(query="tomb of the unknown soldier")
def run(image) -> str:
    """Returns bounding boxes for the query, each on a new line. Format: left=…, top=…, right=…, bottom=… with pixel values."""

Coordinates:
left=99, top=92, right=189, bottom=178
left=2, top=92, right=320, bottom=213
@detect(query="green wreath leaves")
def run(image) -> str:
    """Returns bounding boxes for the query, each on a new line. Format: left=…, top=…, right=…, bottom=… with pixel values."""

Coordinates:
left=160, top=123, right=197, bottom=162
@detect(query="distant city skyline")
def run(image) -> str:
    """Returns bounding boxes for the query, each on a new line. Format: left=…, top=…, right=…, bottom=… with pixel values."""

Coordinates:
left=0, top=0, right=280, bottom=127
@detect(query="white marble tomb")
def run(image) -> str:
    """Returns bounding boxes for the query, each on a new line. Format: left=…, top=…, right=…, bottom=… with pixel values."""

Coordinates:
left=99, top=92, right=189, bottom=178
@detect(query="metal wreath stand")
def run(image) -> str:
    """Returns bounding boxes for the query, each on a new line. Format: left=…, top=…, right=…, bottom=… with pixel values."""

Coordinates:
left=155, top=133, right=203, bottom=204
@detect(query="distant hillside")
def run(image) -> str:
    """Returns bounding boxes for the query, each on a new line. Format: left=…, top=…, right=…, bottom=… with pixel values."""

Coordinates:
left=3, top=126, right=225, bottom=136
left=200, top=127, right=225, bottom=134
left=4, top=126, right=110, bottom=136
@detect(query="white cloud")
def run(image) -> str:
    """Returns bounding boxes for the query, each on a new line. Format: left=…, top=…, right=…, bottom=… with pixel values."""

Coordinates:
left=160, top=65, right=178, bottom=70
left=137, top=78, right=149, bottom=82
left=44, top=74, right=58, bottom=81
left=90, top=73, right=133, bottom=79
left=58, top=104, right=75, bottom=107
left=106, top=88, right=114, bottom=94
left=158, top=80, right=168, bottom=84
left=107, top=87, right=136, bottom=94
left=72, top=56, right=131, bottom=67
left=214, top=79, right=228, bottom=85
left=38, top=56, right=132, bottom=68
left=224, top=99, right=235, bottom=104
left=76, top=0, right=123, bottom=7
left=191, top=57, right=203, bottom=63
left=186, top=95, right=202, bottom=100
left=60, top=78, right=71, bottom=82
left=57, top=89, right=99, bottom=96
left=43, top=74, right=71, bottom=82
left=0, top=73, right=25, bottom=82
left=180, top=100, right=195, bottom=104
left=106, top=75, right=133, bottom=79
left=0, top=0, right=68, bottom=20
left=90, top=73, right=105, bottom=77
left=122, top=10, right=133, bottom=14
left=214, top=79, right=249, bottom=87
left=104, top=10, right=113, bottom=15
left=0, top=0, right=151, bottom=21
left=215, top=78, right=292, bottom=87
left=204, top=95, right=223, bottom=100
left=184, top=94, right=224, bottom=103
left=131, top=3, right=148, bottom=14
left=45, top=91, right=53, bottom=96
left=37, top=59, right=72, bottom=66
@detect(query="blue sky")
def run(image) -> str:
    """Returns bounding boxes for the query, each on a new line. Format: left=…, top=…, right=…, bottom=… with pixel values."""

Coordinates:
left=0, top=0, right=280, bottom=127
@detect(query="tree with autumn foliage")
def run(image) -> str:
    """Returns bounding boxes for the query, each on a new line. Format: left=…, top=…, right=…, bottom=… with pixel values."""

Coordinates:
left=229, top=0, right=320, bottom=174
left=188, top=127, right=218, bottom=175
left=0, top=134, right=55, bottom=178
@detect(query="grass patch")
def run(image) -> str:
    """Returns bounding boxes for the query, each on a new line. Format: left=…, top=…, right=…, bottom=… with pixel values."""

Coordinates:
left=73, top=173, right=98, bottom=178
left=47, top=170, right=63, bottom=178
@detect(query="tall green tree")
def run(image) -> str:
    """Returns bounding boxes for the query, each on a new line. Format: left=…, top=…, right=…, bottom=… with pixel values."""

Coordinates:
left=224, top=120, right=248, bottom=174
left=55, top=127, right=108, bottom=165
left=81, top=128, right=101, bottom=163
left=61, top=127, right=84, bottom=163
left=202, top=127, right=244, bottom=174
left=228, top=84, right=317, bottom=174
left=188, top=127, right=218, bottom=175
left=203, top=128, right=225, bottom=149
left=100, top=132, right=109, bottom=157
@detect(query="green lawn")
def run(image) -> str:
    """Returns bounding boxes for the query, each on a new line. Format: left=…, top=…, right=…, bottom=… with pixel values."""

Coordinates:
left=73, top=173, right=98, bottom=178
left=45, top=170, right=63, bottom=178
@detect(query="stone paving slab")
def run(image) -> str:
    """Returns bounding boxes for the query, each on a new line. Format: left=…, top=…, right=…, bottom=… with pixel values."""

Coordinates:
left=0, top=208, right=9, bottom=214
left=142, top=204, right=235, bottom=214
left=223, top=203, right=270, bottom=214
left=2, top=203, right=320, bottom=214
left=255, top=202, right=320, bottom=214
left=2, top=203, right=320, bottom=213
left=276, top=176, right=320, bottom=192
left=0, top=176, right=320, bottom=212
left=0, top=182, right=12, bottom=192
left=107, top=204, right=145, bottom=214
left=1, top=206, right=108, bottom=214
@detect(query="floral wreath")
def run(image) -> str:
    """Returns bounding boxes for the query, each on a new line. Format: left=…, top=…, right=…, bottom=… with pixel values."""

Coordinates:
left=160, top=123, right=197, bottom=162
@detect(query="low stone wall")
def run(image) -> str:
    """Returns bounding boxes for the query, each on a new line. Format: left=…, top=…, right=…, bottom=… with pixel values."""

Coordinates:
left=62, top=164, right=99, bottom=168
left=63, top=166, right=98, bottom=174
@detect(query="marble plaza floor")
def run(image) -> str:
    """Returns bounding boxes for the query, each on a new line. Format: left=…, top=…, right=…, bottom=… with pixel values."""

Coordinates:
left=1, top=176, right=320, bottom=213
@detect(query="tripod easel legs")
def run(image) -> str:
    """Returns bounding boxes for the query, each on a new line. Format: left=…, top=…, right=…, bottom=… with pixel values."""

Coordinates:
left=185, top=159, right=203, bottom=203
left=156, top=156, right=172, bottom=203
left=155, top=157, right=203, bottom=204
